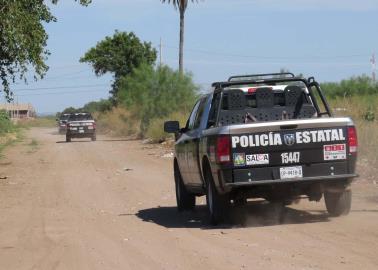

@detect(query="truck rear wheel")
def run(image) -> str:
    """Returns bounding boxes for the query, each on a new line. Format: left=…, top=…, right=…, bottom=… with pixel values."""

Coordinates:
left=66, top=135, right=71, bottom=142
left=91, top=134, right=97, bottom=141
left=324, top=190, right=352, bottom=217
left=174, top=164, right=195, bottom=211
left=205, top=169, right=229, bottom=225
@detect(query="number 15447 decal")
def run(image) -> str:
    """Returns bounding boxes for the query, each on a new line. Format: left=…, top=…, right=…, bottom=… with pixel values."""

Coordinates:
left=281, top=152, right=300, bottom=164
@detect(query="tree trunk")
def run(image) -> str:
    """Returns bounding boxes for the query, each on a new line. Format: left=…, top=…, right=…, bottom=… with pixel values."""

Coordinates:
left=179, top=10, right=184, bottom=74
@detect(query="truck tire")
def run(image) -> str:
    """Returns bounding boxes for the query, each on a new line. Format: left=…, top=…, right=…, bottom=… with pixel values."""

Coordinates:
left=204, top=168, right=229, bottom=225
left=174, top=164, right=195, bottom=211
left=66, top=135, right=71, bottom=143
left=324, top=190, right=352, bottom=217
left=91, top=134, right=97, bottom=141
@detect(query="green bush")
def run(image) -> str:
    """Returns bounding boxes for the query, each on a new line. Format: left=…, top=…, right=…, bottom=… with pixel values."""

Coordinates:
left=363, top=107, right=375, bottom=121
left=321, top=75, right=378, bottom=98
left=117, top=64, right=198, bottom=134
left=0, top=110, right=14, bottom=134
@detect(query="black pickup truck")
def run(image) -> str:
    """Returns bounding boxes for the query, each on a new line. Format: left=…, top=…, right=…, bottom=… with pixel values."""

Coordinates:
left=66, top=112, right=96, bottom=142
left=164, top=73, right=358, bottom=224
left=57, top=113, right=71, bottom=134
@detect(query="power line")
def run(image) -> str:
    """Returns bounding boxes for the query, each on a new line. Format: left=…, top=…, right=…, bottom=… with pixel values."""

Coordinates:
left=41, top=69, right=90, bottom=80
left=159, top=44, right=370, bottom=60
left=14, top=83, right=109, bottom=92
left=14, top=68, right=92, bottom=85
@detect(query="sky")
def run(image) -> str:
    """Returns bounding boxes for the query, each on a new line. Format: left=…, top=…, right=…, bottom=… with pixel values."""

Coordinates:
left=6, top=0, right=378, bottom=114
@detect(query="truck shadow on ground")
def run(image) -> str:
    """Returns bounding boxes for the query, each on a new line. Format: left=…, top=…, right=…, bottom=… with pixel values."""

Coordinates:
left=134, top=201, right=331, bottom=229
left=55, top=139, right=134, bottom=143
left=56, top=140, right=94, bottom=144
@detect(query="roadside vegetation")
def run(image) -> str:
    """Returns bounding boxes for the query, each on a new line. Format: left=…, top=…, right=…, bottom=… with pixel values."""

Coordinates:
left=0, top=110, right=22, bottom=157
left=16, top=116, right=57, bottom=129
left=0, top=111, right=56, bottom=157
left=321, top=76, right=378, bottom=182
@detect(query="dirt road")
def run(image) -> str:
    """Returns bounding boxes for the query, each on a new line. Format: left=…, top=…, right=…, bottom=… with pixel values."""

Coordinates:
left=0, top=128, right=377, bottom=270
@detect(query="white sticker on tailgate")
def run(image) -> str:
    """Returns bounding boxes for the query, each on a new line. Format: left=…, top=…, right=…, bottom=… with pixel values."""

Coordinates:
left=324, top=144, right=346, bottom=161
left=280, top=166, right=303, bottom=179
left=246, top=154, right=269, bottom=165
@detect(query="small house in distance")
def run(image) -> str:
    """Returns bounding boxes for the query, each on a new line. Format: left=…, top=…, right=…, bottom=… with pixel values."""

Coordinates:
left=0, top=103, right=36, bottom=119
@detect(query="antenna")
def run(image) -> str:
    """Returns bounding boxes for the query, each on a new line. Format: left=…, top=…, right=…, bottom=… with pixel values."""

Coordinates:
left=371, top=53, right=376, bottom=81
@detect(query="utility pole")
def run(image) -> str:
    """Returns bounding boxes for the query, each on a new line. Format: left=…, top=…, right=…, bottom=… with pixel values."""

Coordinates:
left=371, top=53, right=376, bottom=81
left=159, top=38, right=163, bottom=66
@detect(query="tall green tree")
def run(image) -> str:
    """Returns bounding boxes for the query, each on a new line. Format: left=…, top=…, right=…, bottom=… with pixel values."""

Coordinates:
left=161, top=0, right=199, bottom=74
left=0, top=0, right=91, bottom=99
left=80, top=31, right=157, bottom=99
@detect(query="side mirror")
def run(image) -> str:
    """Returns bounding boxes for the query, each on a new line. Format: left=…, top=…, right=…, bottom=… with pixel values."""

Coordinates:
left=164, top=121, right=180, bottom=133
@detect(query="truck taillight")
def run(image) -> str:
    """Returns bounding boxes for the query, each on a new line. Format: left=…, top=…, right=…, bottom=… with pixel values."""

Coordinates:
left=216, top=136, right=231, bottom=164
left=348, top=126, right=357, bottom=153
left=93, top=122, right=96, bottom=129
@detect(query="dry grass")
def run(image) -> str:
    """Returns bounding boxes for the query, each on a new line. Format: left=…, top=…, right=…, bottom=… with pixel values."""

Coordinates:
left=95, top=107, right=141, bottom=137
left=329, top=96, right=378, bottom=183
left=16, top=117, right=57, bottom=128
left=146, top=111, right=189, bottom=143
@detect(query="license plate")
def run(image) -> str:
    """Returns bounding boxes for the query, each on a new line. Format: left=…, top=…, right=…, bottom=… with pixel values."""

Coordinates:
left=79, top=130, right=85, bottom=133
left=280, top=166, right=303, bottom=179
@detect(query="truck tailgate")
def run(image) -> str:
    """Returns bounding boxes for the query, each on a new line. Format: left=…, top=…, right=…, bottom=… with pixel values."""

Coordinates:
left=227, top=118, right=356, bottom=183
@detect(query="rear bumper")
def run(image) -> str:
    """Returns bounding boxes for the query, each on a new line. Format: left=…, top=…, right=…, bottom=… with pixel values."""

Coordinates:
left=217, top=161, right=358, bottom=191
left=67, top=130, right=95, bottom=138
left=225, top=173, right=358, bottom=187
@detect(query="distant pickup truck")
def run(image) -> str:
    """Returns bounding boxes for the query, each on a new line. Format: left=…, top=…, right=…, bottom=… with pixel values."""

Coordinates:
left=57, top=113, right=71, bottom=134
left=66, top=112, right=96, bottom=142
left=165, top=73, right=358, bottom=224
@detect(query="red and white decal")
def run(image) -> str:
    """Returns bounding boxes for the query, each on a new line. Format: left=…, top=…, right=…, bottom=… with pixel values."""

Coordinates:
left=324, top=144, right=346, bottom=161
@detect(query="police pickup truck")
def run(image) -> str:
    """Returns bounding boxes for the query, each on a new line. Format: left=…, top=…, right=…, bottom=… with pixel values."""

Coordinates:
left=164, top=73, right=358, bottom=224
left=57, top=113, right=71, bottom=134
left=66, top=112, right=96, bottom=142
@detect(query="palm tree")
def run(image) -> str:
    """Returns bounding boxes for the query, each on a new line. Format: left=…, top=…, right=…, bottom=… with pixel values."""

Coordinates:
left=161, top=0, right=198, bottom=74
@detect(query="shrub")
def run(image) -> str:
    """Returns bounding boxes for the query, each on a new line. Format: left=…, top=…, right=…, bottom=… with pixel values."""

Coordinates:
left=0, top=110, right=14, bottom=134
left=321, top=75, right=378, bottom=98
left=117, top=64, right=198, bottom=133
left=146, top=111, right=189, bottom=143
left=96, top=107, right=140, bottom=137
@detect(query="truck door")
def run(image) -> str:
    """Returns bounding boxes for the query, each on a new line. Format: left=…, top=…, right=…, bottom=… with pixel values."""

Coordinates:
left=186, top=97, right=208, bottom=189
left=176, top=100, right=201, bottom=185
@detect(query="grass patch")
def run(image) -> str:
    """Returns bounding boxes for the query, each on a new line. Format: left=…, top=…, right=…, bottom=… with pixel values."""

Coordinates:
left=146, top=111, right=188, bottom=143
left=95, top=107, right=141, bottom=137
left=16, top=116, right=57, bottom=128
left=0, top=110, right=24, bottom=158
left=0, top=131, right=23, bottom=158
left=328, top=96, right=378, bottom=182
